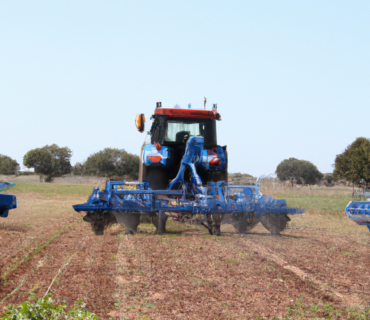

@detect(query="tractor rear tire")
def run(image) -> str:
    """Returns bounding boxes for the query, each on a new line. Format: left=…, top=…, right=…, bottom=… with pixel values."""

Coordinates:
left=260, top=213, right=290, bottom=235
left=231, top=212, right=258, bottom=233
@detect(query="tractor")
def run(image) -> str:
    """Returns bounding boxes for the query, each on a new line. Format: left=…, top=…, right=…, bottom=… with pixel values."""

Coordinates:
left=72, top=102, right=305, bottom=236
left=136, top=102, right=227, bottom=232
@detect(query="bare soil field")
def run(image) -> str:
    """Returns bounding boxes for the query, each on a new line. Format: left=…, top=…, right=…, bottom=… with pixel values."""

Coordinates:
left=1, top=180, right=370, bottom=319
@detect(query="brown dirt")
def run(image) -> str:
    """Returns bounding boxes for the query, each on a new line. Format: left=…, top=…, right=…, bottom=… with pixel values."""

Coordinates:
left=2, top=218, right=370, bottom=319
left=0, top=219, right=119, bottom=318
left=248, top=225, right=370, bottom=306
left=0, top=191, right=119, bottom=318
left=109, top=228, right=357, bottom=320
left=1, top=190, right=370, bottom=319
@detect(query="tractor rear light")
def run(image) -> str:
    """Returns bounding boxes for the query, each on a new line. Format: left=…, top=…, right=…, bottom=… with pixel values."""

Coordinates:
left=148, top=156, right=161, bottom=163
left=209, top=155, right=220, bottom=166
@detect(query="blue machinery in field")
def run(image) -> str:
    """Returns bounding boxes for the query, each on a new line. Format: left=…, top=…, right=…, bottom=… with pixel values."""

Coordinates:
left=0, top=182, right=17, bottom=218
left=73, top=137, right=305, bottom=235
left=345, top=201, right=370, bottom=231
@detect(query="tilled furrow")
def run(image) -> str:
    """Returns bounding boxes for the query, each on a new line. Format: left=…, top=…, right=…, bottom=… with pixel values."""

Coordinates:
left=0, top=222, right=119, bottom=319
left=113, top=234, right=331, bottom=319
left=245, top=231, right=370, bottom=306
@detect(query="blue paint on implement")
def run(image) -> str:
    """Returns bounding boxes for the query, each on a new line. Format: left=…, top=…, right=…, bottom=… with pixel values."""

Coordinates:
left=345, top=201, right=370, bottom=231
left=0, top=181, right=15, bottom=192
left=168, top=136, right=204, bottom=192
left=73, top=180, right=304, bottom=217
left=73, top=137, right=304, bottom=225
left=0, top=182, right=17, bottom=218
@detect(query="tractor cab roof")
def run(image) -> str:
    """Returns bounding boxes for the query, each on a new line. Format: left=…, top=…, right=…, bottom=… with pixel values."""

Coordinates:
left=154, top=108, right=221, bottom=120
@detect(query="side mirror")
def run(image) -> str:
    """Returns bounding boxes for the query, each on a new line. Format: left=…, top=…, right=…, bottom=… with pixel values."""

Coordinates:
left=135, top=114, right=146, bottom=133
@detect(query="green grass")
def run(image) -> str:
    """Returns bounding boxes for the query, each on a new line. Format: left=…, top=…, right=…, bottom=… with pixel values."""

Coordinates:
left=272, top=193, right=353, bottom=213
left=272, top=298, right=370, bottom=320
left=6, top=182, right=95, bottom=196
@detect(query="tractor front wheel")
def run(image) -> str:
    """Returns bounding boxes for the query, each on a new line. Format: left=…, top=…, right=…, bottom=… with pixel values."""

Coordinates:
left=260, top=213, right=290, bottom=235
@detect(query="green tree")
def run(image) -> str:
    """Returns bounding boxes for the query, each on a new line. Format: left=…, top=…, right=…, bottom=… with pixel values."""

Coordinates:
left=276, top=158, right=323, bottom=187
left=72, top=162, right=85, bottom=175
left=74, top=148, right=139, bottom=179
left=333, top=137, right=370, bottom=188
left=23, top=144, right=72, bottom=182
left=324, top=173, right=335, bottom=185
left=0, top=154, right=20, bottom=175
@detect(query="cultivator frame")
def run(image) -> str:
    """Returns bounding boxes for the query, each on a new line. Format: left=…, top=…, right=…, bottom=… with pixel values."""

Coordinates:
left=73, top=136, right=304, bottom=236
left=73, top=180, right=304, bottom=216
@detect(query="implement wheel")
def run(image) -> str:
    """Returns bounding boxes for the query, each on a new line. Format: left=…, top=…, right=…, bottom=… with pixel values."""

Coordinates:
left=89, top=211, right=117, bottom=236
left=231, top=212, right=258, bottom=233
left=260, top=213, right=290, bottom=235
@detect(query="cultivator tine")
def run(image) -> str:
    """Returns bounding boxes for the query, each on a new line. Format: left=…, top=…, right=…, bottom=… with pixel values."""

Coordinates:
left=200, top=221, right=213, bottom=235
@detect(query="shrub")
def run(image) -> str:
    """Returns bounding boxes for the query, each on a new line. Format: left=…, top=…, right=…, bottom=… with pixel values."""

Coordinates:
left=276, top=158, right=323, bottom=187
left=0, top=155, right=20, bottom=175
left=23, top=144, right=72, bottom=182
left=0, top=294, right=100, bottom=320
left=72, top=148, right=139, bottom=179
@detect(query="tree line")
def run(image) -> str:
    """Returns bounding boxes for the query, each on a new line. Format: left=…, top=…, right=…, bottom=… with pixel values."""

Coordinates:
left=275, top=137, right=370, bottom=188
left=1, top=137, right=369, bottom=186
left=0, top=144, right=139, bottom=182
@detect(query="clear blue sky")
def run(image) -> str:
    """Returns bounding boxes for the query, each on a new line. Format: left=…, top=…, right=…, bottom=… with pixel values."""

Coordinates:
left=1, top=1, right=369, bottom=176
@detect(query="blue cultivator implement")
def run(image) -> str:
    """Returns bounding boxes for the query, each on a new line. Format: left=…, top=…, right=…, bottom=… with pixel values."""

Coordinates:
left=345, top=201, right=370, bottom=231
left=73, top=137, right=304, bottom=236
left=0, top=182, right=17, bottom=218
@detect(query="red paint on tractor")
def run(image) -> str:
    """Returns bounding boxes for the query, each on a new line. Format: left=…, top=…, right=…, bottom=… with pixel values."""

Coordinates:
left=154, top=108, right=220, bottom=120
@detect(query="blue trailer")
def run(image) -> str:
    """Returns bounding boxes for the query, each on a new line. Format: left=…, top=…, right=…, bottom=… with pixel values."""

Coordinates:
left=0, top=182, right=17, bottom=218
left=73, top=136, right=304, bottom=236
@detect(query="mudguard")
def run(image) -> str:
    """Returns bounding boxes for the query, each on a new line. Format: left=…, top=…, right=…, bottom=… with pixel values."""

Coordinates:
left=0, top=194, right=17, bottom=218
